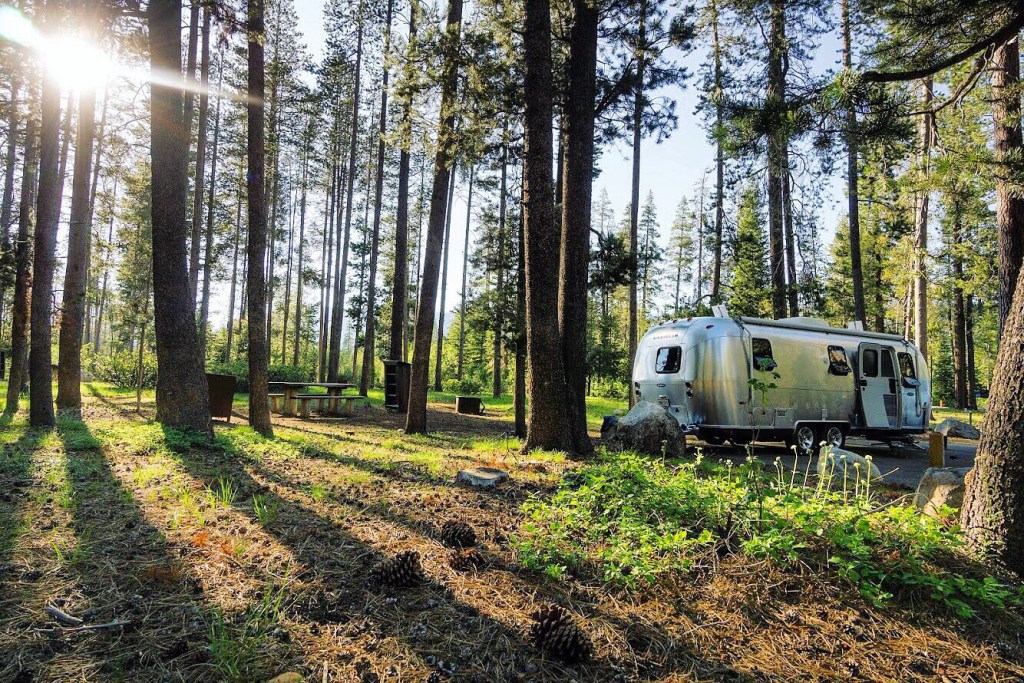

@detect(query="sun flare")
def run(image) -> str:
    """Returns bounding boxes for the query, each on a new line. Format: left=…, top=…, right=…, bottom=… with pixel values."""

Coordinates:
left=39, top=34, right=114, bottom=90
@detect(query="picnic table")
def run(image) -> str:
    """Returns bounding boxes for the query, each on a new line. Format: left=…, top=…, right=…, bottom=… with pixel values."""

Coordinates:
left=269, top=381, right=357, bottom=417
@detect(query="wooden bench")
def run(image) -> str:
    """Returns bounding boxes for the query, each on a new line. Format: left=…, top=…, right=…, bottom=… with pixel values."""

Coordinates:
left=295, top=394, right=326, bottom=418
left=269, top=393, right=285, bottom=413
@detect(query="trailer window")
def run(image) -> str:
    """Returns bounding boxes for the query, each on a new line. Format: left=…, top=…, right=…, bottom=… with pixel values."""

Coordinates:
left=898, top=352, right=916, bottom=379
left=752, top=338, right=777, bottom=371
left=881, top=350, right=896, bottom=378
left=827, top=346, right=851, bottom=375
left=655, top=346, right=681, bottom=374
left=862, top=348, right=878, bottom=377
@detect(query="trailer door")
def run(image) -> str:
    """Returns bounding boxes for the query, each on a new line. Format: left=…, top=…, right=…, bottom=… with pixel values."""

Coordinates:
left=858, top=343, right=895, bottom=428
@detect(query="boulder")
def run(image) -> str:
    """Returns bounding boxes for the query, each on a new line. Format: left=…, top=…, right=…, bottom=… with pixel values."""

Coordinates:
left=455, top=467, right=509, bottom=488
left=816, top=448, right=882, bottom=482
left=602, top=401, right=686, bottom=458
left=934, top=418, right=981, bottom=440
left=914, top=467, right=972, bottom=518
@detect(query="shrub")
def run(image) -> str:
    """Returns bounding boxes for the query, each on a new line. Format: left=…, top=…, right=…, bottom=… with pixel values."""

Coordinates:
left=443, top=376, right=486, bottom=395
left=515, top=450, right=1024, bottom=617
left=206, top=360, right=316, bottom=393
left=90, top=348, right=158, bottom=389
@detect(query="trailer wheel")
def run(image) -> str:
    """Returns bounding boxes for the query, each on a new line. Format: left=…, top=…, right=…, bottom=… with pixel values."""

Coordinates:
left=822, top=425, right=846, bottom=450
left=789, top=424, right=817, bottom=455
left=703, top=434, right=726, bottom=446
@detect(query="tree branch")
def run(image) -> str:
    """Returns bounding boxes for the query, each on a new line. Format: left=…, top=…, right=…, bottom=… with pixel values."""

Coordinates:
left=861, top=10, right=1024, bottom=84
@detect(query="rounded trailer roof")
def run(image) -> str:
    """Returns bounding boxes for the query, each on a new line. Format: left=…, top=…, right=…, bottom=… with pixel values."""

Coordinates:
left=647, top=316, right=914, bottom=345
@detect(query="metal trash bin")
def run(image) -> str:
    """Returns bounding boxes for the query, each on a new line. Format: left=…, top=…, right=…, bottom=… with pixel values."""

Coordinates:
left=206, top=373, right=237, bottom=423
left=383, top=360, right=411, bottom=413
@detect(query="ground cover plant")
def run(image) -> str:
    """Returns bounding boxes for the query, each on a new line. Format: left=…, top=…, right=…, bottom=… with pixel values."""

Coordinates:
left=0, top=385, right=1021, bottom=682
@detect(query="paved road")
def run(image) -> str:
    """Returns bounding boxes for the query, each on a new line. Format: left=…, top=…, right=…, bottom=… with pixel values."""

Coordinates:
left=694, top=435, right=978, bottom=489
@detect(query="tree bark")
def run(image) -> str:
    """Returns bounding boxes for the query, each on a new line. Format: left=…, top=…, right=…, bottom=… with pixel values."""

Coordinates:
left=558, top=0, right=598, bottom=454
left=782, top=153, right=798, bottom=315
left=961, top=243, right=1024, bottom=574
left=189, top=6, right=211, bottom=306
left=246, top=0, right=273, bottom=436
left=5, top=115, right=36, bottom=416
left=766, top=0, right=787, bottom=320
left=514, top=208, right=526, bottom=439
left=405, top=0, right=462, bottom=433
left=522, top=0, right=573, bottom=451
left=149, top=0, right=212, bottom=435
left=433, top=164, right=457, bottom=392
left=29, top=1, right=61, bottom=428
left=457, top=165, right=474, bottom=380
left=0, top=75, right=19, bottom=319
left=56, top=82, right=96, bottom=411
left=93, top=175, right=116, bottom=352
left=913, top=79, right=932, bottom=355
left=993, top=36, right=1024, bottom=335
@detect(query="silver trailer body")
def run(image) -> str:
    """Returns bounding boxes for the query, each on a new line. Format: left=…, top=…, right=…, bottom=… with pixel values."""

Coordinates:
left=632, top=316, right=931, bottom=448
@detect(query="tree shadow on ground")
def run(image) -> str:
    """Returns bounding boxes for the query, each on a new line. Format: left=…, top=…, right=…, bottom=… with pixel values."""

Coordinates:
left=163, top=426, right=735, bottom=681
left=0, top=417, right=221, bottom=682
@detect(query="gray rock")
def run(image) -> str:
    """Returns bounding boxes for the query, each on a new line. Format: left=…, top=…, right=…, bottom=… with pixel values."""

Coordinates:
left=914, top=467, right=972, bottom=517
left=934, top=418, right=981, bottom=440
left=816, top=447, right=882, bottom=481
left=602, top=401, right=686, bottom=458
left=455, top=467, right=509, bottom=488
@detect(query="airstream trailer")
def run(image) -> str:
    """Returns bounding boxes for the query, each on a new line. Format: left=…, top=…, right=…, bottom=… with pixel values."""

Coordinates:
left=632, top=316, right=931, bottom=452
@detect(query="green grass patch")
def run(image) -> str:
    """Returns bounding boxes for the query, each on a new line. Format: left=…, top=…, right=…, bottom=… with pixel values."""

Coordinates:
left=515, top=450, right=1024, bottom=617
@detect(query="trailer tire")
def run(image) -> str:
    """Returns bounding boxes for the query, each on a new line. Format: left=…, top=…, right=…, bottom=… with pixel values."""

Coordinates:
left=789, top=424, right=818, bottom=456
left=703, top=434, right=726, bottom=446
left=822, top=425, right=846, bottom=450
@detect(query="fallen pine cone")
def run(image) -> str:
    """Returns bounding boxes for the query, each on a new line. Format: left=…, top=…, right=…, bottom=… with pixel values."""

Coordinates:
left=529, top=604, right=593, bottom=663
left=439, top=520, right=476, bottom=548
left=449, top=548, right=486, bottom=572
left=370, top=550, right=425, bottom=588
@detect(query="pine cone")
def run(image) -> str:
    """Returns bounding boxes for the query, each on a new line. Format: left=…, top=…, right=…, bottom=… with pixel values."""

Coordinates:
left=370, top=550, right=425, bottom=588
left=439, top=520, right=476, bottom=548
left=529, top=604, right=593, bottom=663
left=449, top=548, right=486, bottom=572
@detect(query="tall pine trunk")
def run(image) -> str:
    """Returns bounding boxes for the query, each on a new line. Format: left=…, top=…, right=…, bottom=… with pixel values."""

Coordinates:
left=765, top=0, right=787, bottom=320
left=842, top=0, right=866, bottom=324
left=522, top=0, right=573, bottom=451
left=226, top=168, right=243, bottom=362
left=913, top=79, right=932, bottom=354
left=493, top=149, right=507, bottom=398
left=709, top=0, right=725, bottom=302
left=389, top=0, right=417, bottom=362
left=961, top=240, right=1024, bottom=574
left=627, top=0, right=646, bottom=397
left=246, top=0, right=273, bottom=436
left=293, top=142, right=308, bottom=366
left=5, top=115, right=36, bottom=416
left=360, top=0, right=394, bottom=393
left=29, top=0, right=62, bottom=427
left=149, top=0, right=212, bottom=434
left=405, top=0, right=462, bottom=433
left=188, top=7, right=211, bottom=305
left=514, top=210, right=526, bottom=439
left=432, top=164, right=457, bottom=392
left=457, top=165, right=474, bottom=379
left=993, top=36, right=1024, bottom=334
left=951, top=211, right=968, bottom=409
left=199, top=54, right=223, bottom=356
left=558, top=0, right=597, bottom=454
left=329, top=20, right=363, bottom=381
left=56, top=82, right=97, bottom=410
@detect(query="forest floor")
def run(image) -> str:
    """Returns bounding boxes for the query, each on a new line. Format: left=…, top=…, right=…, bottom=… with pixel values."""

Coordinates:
left=0, top=384, right=1020, bottom=682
